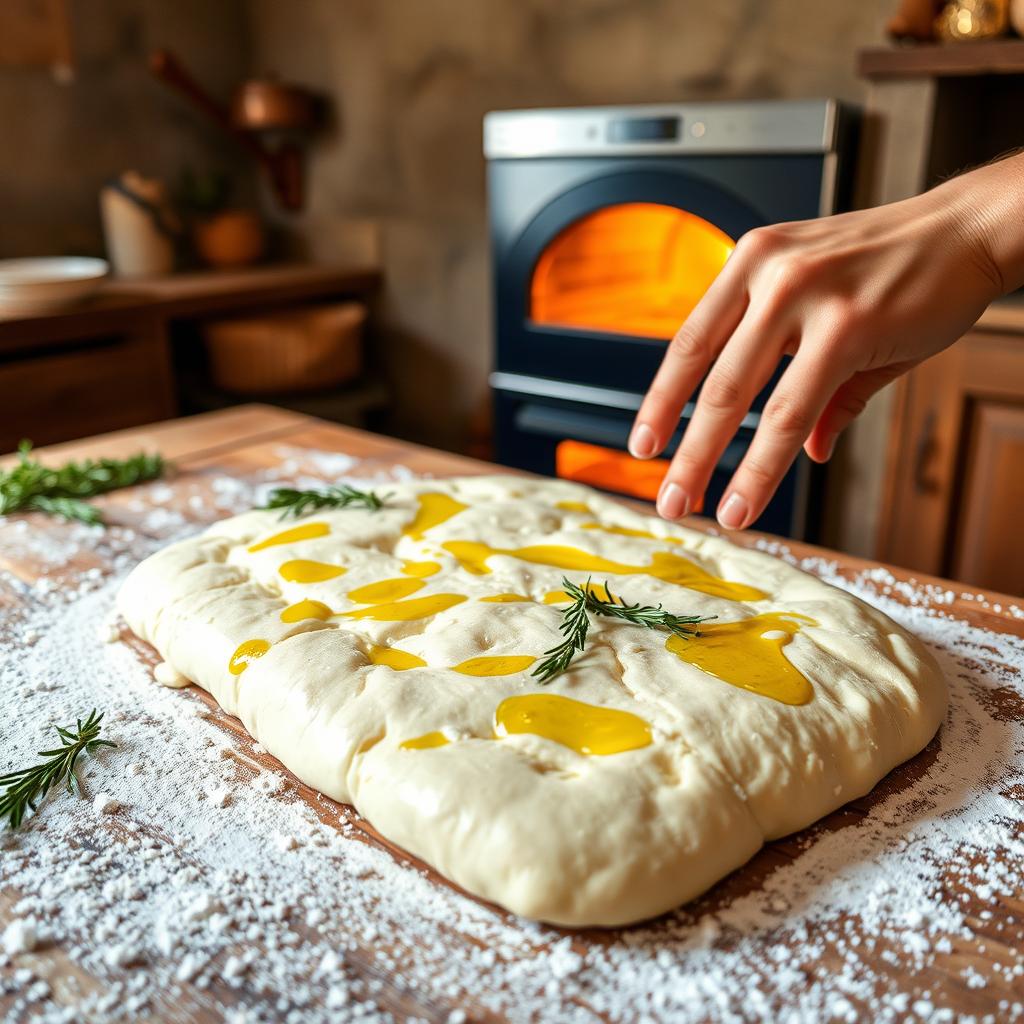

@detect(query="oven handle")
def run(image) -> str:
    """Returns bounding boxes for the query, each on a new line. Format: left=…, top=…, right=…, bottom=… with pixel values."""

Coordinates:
left=513, top=402, right=749, bottom=472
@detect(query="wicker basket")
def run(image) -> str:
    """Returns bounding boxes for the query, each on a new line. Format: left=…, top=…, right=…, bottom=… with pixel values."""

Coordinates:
left=203, top=301, right=366, bottom=395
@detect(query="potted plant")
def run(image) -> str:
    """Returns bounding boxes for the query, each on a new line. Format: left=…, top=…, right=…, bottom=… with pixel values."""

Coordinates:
left=176, top=168, right=265, bottom=269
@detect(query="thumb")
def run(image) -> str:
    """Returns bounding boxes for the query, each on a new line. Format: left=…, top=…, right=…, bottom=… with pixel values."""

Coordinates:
left=803, top=364, right=910, bottom=463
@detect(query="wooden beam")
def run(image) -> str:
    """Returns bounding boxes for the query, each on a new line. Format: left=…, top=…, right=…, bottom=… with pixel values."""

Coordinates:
left=859, top=40, right=1024, bottom=79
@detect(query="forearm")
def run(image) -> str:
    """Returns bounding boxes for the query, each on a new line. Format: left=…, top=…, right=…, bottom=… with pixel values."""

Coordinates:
left=633, top=148, right=1016, bottom=527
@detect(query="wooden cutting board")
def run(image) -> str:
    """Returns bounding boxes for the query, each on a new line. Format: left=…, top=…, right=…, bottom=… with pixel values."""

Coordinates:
left=2, top=405, right=1022, bottom=1023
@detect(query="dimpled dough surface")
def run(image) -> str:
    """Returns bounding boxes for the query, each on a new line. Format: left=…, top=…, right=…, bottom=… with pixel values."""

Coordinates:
left=117, top=475, right=946, bottom=927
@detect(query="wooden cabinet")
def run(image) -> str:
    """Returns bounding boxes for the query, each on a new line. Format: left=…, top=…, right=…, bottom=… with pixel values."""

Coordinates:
left=852, top=42, right=1024, bottom=592
left=0, top=264, right=381, bottom=455
left=878, top=328, right=1024, bottom=595
left=0, top=317, right=174, bottom=453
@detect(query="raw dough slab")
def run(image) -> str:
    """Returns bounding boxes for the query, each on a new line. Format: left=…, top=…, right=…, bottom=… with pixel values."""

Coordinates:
left=117, top=476, right=946, bottom=926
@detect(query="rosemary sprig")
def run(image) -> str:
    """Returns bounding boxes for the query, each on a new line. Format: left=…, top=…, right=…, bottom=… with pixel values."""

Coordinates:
left=0, top=441, right=164, bottom=525
left=0, top=710, right=117, bottom=829
left=531, top=580, right=592, bottom=684
left=259, top=484, right=387, bottom=519
left=532, top=577, right=715, bottom=683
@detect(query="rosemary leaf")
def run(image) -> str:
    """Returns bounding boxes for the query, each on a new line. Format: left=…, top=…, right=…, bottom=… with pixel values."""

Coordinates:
left=532, top=577, right=715, bottom=684
left=260, top=484, right=387, bottom=519
left=532, top=583, right=592, bottom=684
left=0, top=441, right=164, bottom=525
left=0, top=710, right=117, bottom=829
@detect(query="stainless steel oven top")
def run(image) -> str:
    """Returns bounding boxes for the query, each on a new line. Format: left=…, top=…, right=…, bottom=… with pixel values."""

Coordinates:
left=484, top=99, right=839, bottom=159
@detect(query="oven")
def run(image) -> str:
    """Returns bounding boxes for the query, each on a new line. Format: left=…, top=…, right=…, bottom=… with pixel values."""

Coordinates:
left=485, top=99, right=859, bottom=539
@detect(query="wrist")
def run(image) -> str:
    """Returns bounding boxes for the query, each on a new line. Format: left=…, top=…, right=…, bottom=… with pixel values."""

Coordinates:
left=938, top=153, right=1024, bottom=296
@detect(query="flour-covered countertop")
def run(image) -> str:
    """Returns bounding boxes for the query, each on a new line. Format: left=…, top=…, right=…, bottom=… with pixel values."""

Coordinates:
left=1, top=405, right=1023, bottom=1024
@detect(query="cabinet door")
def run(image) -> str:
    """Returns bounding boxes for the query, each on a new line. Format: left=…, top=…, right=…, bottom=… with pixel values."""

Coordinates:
left=0, top=323, right=175, bottom=453
left=951, top=401, right=1024, bottom=593
left=878, top=329, right=1024, bottom=595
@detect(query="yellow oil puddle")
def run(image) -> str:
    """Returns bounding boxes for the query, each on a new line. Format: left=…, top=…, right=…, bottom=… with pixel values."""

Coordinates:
left=402, top=493, right=469, bottom=541
left=400, top=731, right=451, bottom=750
left=442, top=540, right=765, bottom=601
left=401, top=560, right=442, bottom=578
left=228, top=639, right=271, bottom=675
left=278, top=559, right=347, bottom=583
left=367, top=644, right=427, bottom=670
left=347, top=578, right=425, bottom=604
left=248, top=522, right=330, bottom=553
left=343, top=594, right=468, bottom=622
left=280, top=599, right=334, bottom=623
left=666, top=612, right=818, bottom=705
left=452, top=655, right=536, bottom=677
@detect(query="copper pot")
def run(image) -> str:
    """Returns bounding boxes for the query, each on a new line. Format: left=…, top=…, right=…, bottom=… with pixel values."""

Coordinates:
left=231, top=78, right=314, bottom=132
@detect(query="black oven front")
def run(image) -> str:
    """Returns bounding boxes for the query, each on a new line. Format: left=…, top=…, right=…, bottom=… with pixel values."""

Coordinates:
left=485, top=99, right=858, bottom=539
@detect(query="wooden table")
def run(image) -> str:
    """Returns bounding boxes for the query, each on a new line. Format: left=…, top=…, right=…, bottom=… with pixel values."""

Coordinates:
left=2, top=406, right=1022, bottom=1023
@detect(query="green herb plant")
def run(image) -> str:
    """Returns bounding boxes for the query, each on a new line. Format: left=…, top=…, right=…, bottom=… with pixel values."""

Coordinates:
left=0, top=441, right=164, bottom=525
left=532, top=577, right=715, bottom=683
left=260, top=484, right=387, bottom=519
left=1, top=710, right=117, bottom=829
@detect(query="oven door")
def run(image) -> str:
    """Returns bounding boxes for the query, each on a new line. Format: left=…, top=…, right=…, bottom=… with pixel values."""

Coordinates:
left=493, top=386, right=818, bottom=539
left=494, top=164, right=773, bottom=393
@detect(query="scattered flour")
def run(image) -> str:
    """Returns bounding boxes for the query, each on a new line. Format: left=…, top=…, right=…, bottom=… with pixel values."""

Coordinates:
left=1, top=458, right=1023, bottom=1022
left=91, top=793, right=120, bottom=816
left=2, top=918, right=37, bottom=956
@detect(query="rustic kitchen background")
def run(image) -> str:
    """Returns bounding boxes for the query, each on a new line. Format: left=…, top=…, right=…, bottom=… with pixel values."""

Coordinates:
left=2, top=0, right=1022, bottom=595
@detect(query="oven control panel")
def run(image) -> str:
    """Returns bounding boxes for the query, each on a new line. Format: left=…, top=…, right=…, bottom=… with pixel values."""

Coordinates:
left=484, top=99, right=837, bottom=158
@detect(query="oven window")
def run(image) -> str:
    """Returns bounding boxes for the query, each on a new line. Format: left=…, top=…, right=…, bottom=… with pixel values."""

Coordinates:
left=530, top=202, right=735, bottom=340
left=556, top=439, right=668, bottom=501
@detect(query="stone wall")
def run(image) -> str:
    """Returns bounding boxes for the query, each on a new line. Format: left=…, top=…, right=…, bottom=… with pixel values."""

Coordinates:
left=1, top=0, right=896, bottom=464
left=244, top=0, right=893, bottom=451
left=0, top=0, right=251, bottom=259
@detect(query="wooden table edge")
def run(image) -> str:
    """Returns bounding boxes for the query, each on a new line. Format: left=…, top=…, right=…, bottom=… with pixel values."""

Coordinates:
left=8, top=405, right=1022, bottom=635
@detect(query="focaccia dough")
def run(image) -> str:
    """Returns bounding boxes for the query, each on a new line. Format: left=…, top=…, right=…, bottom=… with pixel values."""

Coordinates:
left=117, top=476, right=946, bottom=926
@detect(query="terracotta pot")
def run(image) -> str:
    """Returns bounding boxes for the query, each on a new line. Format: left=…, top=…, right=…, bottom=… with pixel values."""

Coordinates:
left=193, top=210, right=264, bottom=268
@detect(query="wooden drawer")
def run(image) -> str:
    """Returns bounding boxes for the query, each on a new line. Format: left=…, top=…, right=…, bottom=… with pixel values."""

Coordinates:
left=0, top=328, right=175, bottom=453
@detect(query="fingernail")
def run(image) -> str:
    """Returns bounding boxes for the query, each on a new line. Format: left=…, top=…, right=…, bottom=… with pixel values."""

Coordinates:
left=657, top=482, right=689, bottom=520
left=824, top=435, right=837, bottom=461
left=717, top=492, right=749, bottom=530
left=628, top=423, right=656, bottom=459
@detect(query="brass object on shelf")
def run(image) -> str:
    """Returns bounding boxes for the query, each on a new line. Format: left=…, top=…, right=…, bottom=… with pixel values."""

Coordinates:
left=935, top=0, right=1009, bottom=40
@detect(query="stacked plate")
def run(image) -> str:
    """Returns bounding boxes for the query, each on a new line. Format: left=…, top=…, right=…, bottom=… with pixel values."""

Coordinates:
left=0, top=257, right=109, bottom=316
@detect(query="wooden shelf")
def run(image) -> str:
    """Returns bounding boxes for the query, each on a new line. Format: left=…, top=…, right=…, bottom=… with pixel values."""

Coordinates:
left=859, top=39, right=1024, bottom=79
left=0, top=263, right=381, bottom=353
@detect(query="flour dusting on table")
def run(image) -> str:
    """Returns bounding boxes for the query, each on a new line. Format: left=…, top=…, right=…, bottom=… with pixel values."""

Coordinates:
left=2, top=452, right=1023, bottom=1023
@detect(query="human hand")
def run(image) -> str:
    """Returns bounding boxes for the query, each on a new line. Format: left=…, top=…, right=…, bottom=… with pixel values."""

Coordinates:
left=628, top=157, right=1024, bottom=529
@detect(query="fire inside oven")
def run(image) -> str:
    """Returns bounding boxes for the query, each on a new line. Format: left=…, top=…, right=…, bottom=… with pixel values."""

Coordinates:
left=527, top=201, right=735, bottom=503
left=556, top=438, right=673, bottom=503
left=530, top=202, right=735, bottom=340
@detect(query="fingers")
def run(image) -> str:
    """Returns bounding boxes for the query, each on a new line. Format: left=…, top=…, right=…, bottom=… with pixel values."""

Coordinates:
left=715, top=350, right=851, bottom=530
left=628, top=254, right=748, bottom=460
left=654, top=302, right=788, bottom=520
left=803, top=364, right=910, bottom=462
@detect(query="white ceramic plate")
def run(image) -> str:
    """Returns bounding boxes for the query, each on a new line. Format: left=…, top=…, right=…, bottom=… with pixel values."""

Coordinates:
left=0, top=257, right=109, bottom=315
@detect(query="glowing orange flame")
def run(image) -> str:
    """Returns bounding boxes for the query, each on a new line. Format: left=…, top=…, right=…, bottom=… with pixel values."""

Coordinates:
left=531, top=202, right=734, bottom=340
